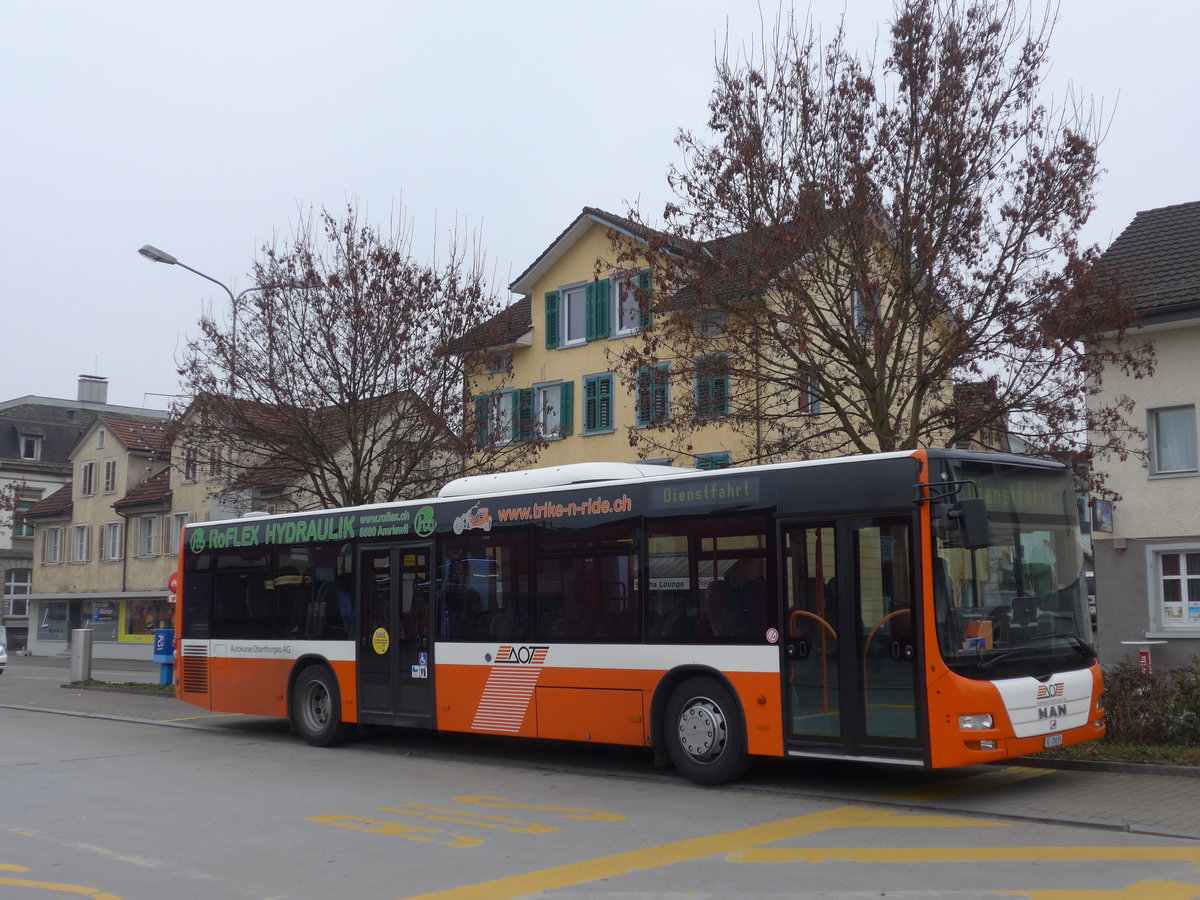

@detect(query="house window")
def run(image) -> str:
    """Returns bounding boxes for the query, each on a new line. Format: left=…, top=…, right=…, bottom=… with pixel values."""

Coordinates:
left=80, top=460, right=97, bottom=497
left=1150, top=406, right=1198, bottom=475
left=487, top=353, right=511, bottom=376
left=14, top=498, right=36, bottom=538
left=799, top=368, right=821, bottom=415
left=1152, top=546, right=1200, bottom=630
left=637, top=363, right=670, bottom=427
left=72, top=524, right=90, bottom=563
left=563, top=284, right=589, bottom=346
left=696, top=310, right=725, bottom=338
left=583, top=374, right=614, bottom=434
left=535, top=381, right=574, bottom=439
left=613, top=269, right=652, bottom=336
left=140, top=516, right=159, bottom=557
left=104, top=522, right=123, bottom=562
left=97, top=428, right=106, bottom=449
left=474, top=389, right=524, bottom=446
left=19, top=434, right=41, bottom=460
left=694, top=452, right=732, bottom=470
left=694, top=355, right=730, bottom=419
left=169, top=513, right=190, bottom=555
left=548, top=276, right=641, bottom=348
left=207, top=448, right=223, bottom=478
left=852, top=289, right=881, bottom=332
left=42, top=527, right=62, bottom=564
left=3, top=568, right=31, bottom=617
left=103, top=458, right=119, bottom=494
left=183, top=447, right=198, bottom=482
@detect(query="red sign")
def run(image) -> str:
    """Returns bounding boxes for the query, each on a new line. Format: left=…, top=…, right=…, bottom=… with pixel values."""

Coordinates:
left=1139, top=649, right=1152, bottom=676
left=167, top=571, right=179, bottom=594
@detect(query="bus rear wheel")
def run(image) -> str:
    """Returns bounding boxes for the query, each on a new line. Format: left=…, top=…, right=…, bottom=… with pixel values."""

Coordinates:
left=292, top=666, right=349, bottom=747
left=664, top=676, right=749, bottom=785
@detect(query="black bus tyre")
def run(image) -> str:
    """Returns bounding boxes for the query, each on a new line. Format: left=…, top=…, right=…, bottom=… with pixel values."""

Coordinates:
left=664, top=676, right=749, bottom=785
left=292, top=666, right=349, bottom=747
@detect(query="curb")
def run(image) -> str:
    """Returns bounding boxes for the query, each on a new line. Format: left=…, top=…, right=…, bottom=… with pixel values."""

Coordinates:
left=1010, top=755, right=1200, bottom=778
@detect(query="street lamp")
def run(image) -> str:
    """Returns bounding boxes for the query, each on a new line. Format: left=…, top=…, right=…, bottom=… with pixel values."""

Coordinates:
left=139, top=244, right=266, bottom=473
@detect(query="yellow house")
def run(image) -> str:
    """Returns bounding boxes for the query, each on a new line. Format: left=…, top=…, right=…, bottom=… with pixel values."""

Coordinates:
left=467, top=207, right=748, bottom=470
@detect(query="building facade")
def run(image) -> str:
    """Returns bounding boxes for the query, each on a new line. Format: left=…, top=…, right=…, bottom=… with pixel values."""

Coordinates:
left=25, top=412, right=175, bottom=659
left=1, top=376, right=166, bottom=652
left=1088, top=200, right=1200, bottom=668
left=467, top=208, right=798, bottom=470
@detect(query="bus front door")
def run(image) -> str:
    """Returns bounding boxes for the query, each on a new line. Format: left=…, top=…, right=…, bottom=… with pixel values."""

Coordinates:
left=784, top=518, right=922, bottom=761
left=358, top=543, right=434, bottom=727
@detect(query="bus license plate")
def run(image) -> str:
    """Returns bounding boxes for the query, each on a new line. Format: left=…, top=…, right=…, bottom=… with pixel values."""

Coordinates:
left=1044, top=734, right=1063, bottom=749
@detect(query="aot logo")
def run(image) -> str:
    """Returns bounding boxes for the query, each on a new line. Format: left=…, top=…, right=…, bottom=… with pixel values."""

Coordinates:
left=1036, top=682, right=1065, bottom=701
left=494, top=645, right=549, bottom=666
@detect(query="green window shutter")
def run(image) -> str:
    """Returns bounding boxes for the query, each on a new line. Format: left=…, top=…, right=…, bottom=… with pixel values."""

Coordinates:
left=637, top=269, right=653, bottom=329
left=637, top=364, right=668, bottom=427
left=513, top=388, right=534, bottom=441
left=474, top=395, right=489, bottom=447
left=598, top=374, right=612, bottom=430
left=584, top=378, right=598, bottom=432
left=695, top=452, right=731, bottom=471
left=560, top=381, right=574, bottom=436
left=585, top=280, right=611, bottom=342
left=584, top=375, right=612, bottom=433
left=695, top=356, right=729, bottom=418
left=545, top=291, right=560, bottom=349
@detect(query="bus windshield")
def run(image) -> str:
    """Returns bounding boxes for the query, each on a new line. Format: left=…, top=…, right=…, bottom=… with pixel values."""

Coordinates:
left=932, top=459, right=1094, bottom=679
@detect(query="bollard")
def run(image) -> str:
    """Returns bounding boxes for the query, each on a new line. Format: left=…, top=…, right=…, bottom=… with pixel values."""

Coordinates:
left=69, top=628, right=93, bottom=682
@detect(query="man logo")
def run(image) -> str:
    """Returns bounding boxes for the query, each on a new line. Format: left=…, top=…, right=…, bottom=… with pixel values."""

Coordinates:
left=1036, top=682, right=1065, bottom=700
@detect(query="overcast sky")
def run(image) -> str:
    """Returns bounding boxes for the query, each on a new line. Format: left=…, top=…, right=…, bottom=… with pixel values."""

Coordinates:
left=2, top=1, right=1196, bottom=410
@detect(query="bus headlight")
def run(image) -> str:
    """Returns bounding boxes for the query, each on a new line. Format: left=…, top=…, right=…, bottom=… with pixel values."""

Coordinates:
left=958, top=714, right=994, bottom=730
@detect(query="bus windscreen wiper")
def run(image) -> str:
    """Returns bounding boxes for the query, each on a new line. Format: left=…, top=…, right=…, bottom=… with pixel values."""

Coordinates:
left=978, top=632, right=1095, bottom=672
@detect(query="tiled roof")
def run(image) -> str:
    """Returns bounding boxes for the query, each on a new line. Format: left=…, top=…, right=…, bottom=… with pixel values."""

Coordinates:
left=98, top=414, right=172, bottom=454
left=113, top=467, right=172, bottom=510
left=454, top=295, right=532, bottom=352
left=1101, top=200, right=1200, bottom=315
left=25, top=483, right=72, bottom=519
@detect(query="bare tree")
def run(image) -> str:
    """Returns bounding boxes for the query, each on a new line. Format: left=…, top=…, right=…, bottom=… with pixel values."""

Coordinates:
left=609, top=0, right=1151, bottom=486
left=176, top=202, right=539, bottom=510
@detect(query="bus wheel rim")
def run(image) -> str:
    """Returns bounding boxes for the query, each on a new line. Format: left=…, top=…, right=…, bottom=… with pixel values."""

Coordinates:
left=304, top=682, right=331, bottom=728
left=677, top=697, right=727, bottom=763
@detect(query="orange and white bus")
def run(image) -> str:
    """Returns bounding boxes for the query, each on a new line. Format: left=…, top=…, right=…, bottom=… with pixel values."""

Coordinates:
left=174, top=449, right=1104, bottom=783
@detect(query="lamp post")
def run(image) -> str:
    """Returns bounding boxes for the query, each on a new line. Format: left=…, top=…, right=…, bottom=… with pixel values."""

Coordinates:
left=139, top=244, right=265, bottom=474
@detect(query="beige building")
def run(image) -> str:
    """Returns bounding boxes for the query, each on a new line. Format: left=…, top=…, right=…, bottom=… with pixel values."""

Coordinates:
left=26, top=414, right=176, bottom=659
left=1087, top=200, right=1200, bottom=668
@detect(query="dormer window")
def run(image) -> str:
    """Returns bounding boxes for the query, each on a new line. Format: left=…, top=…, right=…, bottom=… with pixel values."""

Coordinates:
left=19, top=434, right=41, bottom=460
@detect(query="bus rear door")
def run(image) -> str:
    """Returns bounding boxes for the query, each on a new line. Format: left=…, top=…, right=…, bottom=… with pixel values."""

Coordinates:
left=358, top=543, right=434, bottom=727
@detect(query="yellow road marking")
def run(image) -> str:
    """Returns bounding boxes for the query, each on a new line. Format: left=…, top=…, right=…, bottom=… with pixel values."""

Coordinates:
left=453, top=796, right=625, bottom=822
left=308, top=815, right=483, bottom=849
left=396, top=806, right=993, bottom=900
left=379, top=805, right=557, bottom=835
left=732, top=846, right=1200, bottom=864
left=1004, top=881, right=1200, bottom=899
left=0, top=865, right=122, bottom=899
left=884, top=765, right=1056, bottom=801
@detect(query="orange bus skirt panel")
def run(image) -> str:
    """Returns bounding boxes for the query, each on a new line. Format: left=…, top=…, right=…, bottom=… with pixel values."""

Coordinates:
left=435, top=662, right=783, bottom=757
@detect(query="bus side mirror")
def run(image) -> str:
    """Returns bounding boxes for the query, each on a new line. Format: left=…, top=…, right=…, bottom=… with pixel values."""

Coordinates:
left=955, top=498, right=991, bottom=550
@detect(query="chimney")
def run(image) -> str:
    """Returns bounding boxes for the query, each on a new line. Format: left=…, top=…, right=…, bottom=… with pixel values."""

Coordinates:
left=78, top=375, right=109, bottom=404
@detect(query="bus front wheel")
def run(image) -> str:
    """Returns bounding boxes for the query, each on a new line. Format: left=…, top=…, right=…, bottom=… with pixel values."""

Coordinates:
left=292, top=666, right=349, bottom=747
left=663, top=676, right=749, bottom=785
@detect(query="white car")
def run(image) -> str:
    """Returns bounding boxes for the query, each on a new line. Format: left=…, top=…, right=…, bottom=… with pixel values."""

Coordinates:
left=0, top=639, right=6, bottom=675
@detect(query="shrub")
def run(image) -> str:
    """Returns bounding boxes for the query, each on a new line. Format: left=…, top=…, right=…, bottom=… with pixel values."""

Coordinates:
left=1102, top=659, right=1200, bottom=746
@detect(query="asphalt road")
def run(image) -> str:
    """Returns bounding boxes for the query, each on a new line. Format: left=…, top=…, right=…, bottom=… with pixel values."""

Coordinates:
left=2, top=655, right=1200, bottom=898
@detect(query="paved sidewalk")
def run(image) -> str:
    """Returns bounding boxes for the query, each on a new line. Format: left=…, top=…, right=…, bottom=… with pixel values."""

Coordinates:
left=3, top=655, right=1198, bottom=840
